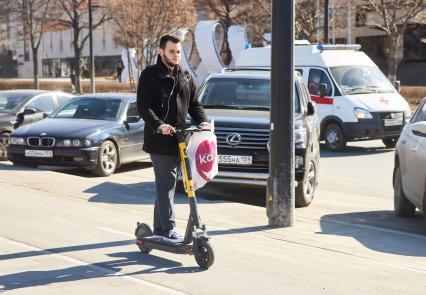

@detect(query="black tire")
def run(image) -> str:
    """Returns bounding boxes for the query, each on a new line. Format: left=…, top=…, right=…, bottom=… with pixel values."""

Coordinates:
left=0, top=132, right=10, bottom=161
left=194, top=239, right=214, bottom=269
left=324, top=123, right=346, bottom=152
left=393, top=165, right=415, bottom=217
left=135, top=223, right=153, bottom=254
left=90, top=140, right=118, bottom=177
left=382, top=136, right=398, bottom=148
left=296, top=161, right=316, bottom=208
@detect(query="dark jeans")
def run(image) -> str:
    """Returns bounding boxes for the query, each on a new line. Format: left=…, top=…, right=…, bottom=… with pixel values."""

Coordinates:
left=150, top=153, right=181, bottom=231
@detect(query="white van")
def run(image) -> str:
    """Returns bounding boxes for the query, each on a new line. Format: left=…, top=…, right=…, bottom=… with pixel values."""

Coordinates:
left=236, top=43, right=412, bottom=151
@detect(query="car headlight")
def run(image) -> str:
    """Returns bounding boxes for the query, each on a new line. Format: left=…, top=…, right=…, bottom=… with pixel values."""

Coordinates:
left=10, top=137, right=25, bottom=145
left=295, top=121, right=307, bottom=149
left=59, top=139, right=91, bottom=147
left=354, top=108, right=373, bottom=119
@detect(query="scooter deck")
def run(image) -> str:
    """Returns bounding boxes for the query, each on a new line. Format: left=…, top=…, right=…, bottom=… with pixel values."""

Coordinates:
left=137, top=236, right=193, bottom=255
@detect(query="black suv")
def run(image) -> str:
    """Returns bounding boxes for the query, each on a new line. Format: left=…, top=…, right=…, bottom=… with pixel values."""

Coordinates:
left=199, top=69, right=320, bottom=207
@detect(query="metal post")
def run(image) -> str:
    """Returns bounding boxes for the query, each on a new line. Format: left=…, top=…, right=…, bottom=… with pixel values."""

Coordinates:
left=347, top=2, right=352, bottom=44
left=266, top=0, right=294, bottom=227
left=324, top=0, right=329, bottom=44
left=88, top=0, right=95, bottom=93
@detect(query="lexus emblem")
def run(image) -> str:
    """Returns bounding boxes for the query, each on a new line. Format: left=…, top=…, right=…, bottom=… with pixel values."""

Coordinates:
left=226, top=133, right=242, bottom=146
left=40, top=132, right=47, bottom=136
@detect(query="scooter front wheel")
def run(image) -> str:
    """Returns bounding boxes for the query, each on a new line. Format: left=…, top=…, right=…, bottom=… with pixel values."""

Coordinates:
left=194, top=239, right=214, bottom=269
left=135, top=223, right=153, bottom=254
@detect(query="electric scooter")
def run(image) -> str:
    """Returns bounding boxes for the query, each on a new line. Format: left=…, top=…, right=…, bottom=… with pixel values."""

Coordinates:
left=135, top=126, right=214, bottom=269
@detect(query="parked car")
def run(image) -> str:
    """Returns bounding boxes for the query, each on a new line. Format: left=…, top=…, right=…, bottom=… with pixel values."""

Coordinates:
left=198, top=69, right=320, bottom=207
left=393, top=98, right=426, bottom=220
left=7, top=93, right=149, bottom=176
left=0, top=90, right=73, bottom=160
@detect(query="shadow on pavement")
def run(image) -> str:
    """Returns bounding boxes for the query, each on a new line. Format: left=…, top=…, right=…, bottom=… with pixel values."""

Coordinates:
left=86, top=181, right=226, bottom=205
left=319, top=210, right=426, bottom=256
left=0, top=250, right=206, bottom=291
left=320, top=143, right=393, bottom=158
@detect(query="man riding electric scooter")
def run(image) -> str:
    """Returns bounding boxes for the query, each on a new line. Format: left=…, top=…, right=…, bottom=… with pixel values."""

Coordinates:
left=136, top=35, right=213, bottom=267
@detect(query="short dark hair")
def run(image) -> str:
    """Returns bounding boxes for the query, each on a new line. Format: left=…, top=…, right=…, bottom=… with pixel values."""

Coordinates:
left=159, top=35, right=181, bottom=49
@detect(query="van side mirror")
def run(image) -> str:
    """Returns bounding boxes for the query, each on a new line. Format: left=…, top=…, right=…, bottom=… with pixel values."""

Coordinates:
left=307, top=101, right=315, bottom=116
left=394, top=80, right=401, bottom=93
left=23, top=107, right=37, bottom=115
left=319, top=83, right=328, bottom=97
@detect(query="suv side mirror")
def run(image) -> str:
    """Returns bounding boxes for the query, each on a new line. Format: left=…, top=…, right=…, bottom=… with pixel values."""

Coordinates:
left=307, top=101, right=315, bottom=116
left=126, top=116, right=141, bottom=123
left=23, top=107, right=37, bottom=115
left=319, top=83, right=328, bottom=97
left=412, top=121, right=426, bottom=137
left=394, top=80, right=401, bottom=93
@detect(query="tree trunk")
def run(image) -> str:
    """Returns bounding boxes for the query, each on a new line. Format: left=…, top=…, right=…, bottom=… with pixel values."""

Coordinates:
left=32, top=48, right=39, bottom=90
left=386, top=34, right=403, bottom=84
left=74, top=48, right=82, bottom=94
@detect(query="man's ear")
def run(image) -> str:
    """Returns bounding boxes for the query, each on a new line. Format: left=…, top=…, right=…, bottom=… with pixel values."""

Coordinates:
left=159, top=48, right=164, bottom=56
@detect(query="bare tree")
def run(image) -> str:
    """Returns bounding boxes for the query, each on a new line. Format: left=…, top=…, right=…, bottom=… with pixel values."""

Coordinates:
left=365, top=0, right=425, bottom=82
left=110, top=0, right=195, bottom=86
left=51, top=0, right=112, bottom=93
left=3, top=0, right=52, bottom=89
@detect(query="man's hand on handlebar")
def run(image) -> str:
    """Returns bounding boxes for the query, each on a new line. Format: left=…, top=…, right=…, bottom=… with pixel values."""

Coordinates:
left=158, top=124, right=176, bottom=136
left=199, top=122, right=211, bottom=130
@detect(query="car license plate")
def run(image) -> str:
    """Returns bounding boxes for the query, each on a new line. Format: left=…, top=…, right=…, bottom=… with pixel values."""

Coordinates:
left=25, top=150, right=53, bottom=158
left=218, top=155, right=252, bottom=165
left=384, top=119, right=403, bottom=126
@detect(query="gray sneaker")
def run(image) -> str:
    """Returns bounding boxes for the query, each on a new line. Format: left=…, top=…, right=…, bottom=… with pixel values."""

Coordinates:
left=163, top=229, right=184, bottom=243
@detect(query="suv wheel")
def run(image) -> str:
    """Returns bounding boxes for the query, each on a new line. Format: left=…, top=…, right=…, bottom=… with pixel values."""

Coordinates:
left=0, top=132, right=10, bottom=161
left=296, top=161, right=316, bottom=207
left=382, top=136, right=398, bottom=148
left=324, top=123, right=346, bottom=152
left=393, top=165, right=415, bottom=217
left=90, top=140, right=118, bottom=176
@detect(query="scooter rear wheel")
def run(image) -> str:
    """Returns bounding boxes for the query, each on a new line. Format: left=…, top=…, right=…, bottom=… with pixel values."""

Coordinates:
left=135, top=223, right=153, bottom=254
left=194, top=239, right=214, bottom=269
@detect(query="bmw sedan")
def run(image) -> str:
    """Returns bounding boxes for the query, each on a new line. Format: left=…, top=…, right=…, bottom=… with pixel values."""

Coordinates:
left=7, top=93, right=148, bottom=176
left=393, top=97, right=426, bottom=220
left=0, top=90, right=73, bottom=160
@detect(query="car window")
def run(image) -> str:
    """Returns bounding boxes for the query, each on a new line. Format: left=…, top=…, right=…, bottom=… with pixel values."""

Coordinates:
left=0, top=93, right=32, bottom=113
left=199, top=78, right=270, bottom=109
left=308, top=69, right=332, bottom=96
left=52, top=98, right=122, bottom=120
left=27, top=95, right=54, bottom=113
left=411, top=101, right=426, bottom=123
left=127, top=102, right=139, bottom=117
left=57, top=95, right=72, bottom=107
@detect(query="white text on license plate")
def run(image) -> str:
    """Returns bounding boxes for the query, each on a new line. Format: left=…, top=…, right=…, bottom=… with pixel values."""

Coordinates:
left=384, top=119, right=403, bottom=126
left=25, top=150, right=53, bottom=158
left=218, top=155, right=252, bottom=165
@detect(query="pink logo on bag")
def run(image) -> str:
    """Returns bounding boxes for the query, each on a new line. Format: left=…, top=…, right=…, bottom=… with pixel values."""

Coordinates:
left=195, top=140, right=217, bottom=181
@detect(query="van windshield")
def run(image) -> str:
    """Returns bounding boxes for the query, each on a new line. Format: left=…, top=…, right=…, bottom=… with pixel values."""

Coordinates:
left=199, top=78, right=301, bottom=113
left=330, top=66, right=395, bottom=95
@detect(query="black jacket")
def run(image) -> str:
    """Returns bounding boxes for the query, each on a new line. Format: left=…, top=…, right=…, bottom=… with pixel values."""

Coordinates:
left=137, top=56, right=208, bottom=155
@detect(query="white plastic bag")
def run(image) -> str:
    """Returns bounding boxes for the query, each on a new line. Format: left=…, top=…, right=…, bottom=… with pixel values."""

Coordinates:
left=186, top=122, right=218, bottom=190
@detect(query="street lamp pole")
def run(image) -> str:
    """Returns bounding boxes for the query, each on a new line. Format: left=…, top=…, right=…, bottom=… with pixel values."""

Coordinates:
left=88, top=0, right=95, bottom=93
left=267, top=0, right=295, bottom=227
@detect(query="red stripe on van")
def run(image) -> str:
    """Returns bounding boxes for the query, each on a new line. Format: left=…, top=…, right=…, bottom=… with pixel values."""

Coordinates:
left=310, top=95, right=334, bottom=105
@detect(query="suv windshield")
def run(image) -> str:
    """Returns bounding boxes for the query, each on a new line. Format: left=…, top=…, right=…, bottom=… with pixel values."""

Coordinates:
left=52, top=98, right=122, bottom=120
left=199, top=78, right=300, bottom=112
left=0, top=93, right=32, bottom=113
left=330, top=66, right=395, bottom=95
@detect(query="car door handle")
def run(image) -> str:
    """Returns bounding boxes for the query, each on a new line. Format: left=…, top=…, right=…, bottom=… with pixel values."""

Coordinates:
left=400, top=139, right=406, bottom=144
left=411, top=146, right=417, bottom=152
